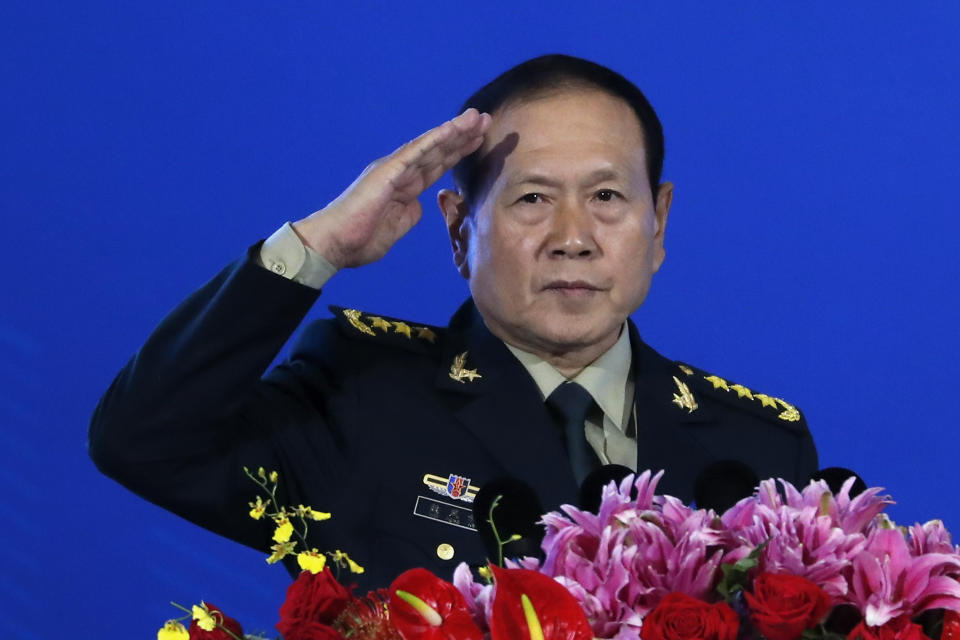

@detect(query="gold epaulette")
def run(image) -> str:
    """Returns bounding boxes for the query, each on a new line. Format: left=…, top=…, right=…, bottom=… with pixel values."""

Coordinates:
left=329, top=305, right=442, bottom=350
left=675, top=362, right=803, bottom=426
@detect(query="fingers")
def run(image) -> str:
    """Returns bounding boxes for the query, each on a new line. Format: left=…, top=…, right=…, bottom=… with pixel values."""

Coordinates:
left=417, top=132, right=485, bottom=187
left=391, top=108, right=491, bottom=179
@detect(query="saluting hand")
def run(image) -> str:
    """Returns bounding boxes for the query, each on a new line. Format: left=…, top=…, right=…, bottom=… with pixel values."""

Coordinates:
left=293, top=108, right=491, bottom=269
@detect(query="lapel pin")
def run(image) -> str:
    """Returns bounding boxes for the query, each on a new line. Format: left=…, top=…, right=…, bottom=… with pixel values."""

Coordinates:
left=422, top=473, right=479, bottom=503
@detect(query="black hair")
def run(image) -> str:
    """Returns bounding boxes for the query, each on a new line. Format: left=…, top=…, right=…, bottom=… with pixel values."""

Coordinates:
left=452, top=54, right=664, bottom=206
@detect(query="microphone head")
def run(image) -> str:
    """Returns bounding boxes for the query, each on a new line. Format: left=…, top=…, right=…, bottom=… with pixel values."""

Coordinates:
left=809, top=467, right=867, bottom=497
left=578, top=464, right=635, bottom=512
left=472, top=477, right=544, bottom=562
left=694, top=460, right=759, bottom=513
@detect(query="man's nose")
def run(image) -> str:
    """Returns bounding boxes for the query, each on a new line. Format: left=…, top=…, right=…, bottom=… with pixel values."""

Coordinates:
left=548, top=200, right=598, bottom=258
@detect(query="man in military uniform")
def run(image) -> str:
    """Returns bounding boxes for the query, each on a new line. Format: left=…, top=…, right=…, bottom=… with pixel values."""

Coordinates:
left=89, top=55, right=817, bottom=589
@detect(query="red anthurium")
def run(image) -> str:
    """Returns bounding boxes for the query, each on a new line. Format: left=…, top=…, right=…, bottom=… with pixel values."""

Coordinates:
left=388, top=568, right=483, bottom=640
left=489, top=565, right=593, bottom=640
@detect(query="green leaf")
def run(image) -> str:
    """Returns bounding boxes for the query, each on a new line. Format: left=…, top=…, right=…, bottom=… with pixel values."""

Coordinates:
left=715, top=539, right=769, bottom=601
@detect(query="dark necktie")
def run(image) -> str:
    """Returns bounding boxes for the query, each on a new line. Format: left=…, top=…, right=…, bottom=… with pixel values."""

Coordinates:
left=546, top=382, right=601, bottom=485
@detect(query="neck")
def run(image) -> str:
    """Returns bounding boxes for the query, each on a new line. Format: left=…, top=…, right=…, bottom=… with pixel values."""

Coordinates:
left=496, top=329, right=622, bottom=379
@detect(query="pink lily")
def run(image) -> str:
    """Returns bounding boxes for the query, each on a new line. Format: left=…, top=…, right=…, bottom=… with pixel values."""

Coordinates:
left=846, top=527, right=960, bottom=626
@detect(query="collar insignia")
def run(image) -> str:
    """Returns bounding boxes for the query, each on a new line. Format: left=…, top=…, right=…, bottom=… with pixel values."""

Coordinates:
left=449, top=351, right=482, bottom=383
left=671, top=375, right=699, bottom=413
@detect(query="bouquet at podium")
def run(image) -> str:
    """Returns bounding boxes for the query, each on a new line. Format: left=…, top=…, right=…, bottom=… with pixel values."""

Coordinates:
left=157, top=468, right=960, bottom=640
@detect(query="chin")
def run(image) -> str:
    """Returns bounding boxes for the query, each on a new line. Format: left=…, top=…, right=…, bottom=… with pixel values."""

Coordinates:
left=532, top=320, right=614, bottom=353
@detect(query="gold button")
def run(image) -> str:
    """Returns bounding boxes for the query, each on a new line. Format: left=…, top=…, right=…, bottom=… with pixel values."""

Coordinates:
left=436, top=543, right=455, bottom=561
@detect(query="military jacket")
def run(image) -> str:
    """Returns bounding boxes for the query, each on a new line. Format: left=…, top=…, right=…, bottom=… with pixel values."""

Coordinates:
left=89, top=245, right=818, bottom=590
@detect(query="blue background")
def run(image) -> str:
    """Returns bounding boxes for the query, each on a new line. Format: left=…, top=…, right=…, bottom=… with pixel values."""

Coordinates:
left=2, top=2, right=958, bottom=637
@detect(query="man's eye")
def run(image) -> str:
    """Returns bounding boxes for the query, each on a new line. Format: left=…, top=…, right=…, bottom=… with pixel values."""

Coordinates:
left=595, top=189, right=621, bottom=202
left=518, top=193, right=544, bottom=204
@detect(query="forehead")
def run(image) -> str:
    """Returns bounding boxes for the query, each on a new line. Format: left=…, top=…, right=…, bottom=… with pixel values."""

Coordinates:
left=477, top=88, right=648, bottom=184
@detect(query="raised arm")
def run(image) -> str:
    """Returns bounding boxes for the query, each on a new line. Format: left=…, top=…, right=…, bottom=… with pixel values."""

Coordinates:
left=88, top=109, right=490, bottom=553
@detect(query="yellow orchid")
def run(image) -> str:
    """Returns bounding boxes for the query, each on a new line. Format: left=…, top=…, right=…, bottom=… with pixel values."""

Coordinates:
left=272, top=517, right=294, bottom=543
left=295, top=504, right=332, bottom=521
left=157, top=620, right=189, bottom=640
left=192, top=603, right=217, bottom=632
left=332, top=549, right=365, bottom=574
left=266, top=540, right=296, bottom=564
left=297, top=548, right=327, bottom=574
left=248, top=495, right=269, bottom=520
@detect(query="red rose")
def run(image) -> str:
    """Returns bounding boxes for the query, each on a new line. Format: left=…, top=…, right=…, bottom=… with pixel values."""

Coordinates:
left=275, top=617, right=345, bottom=640
left=848, top=616, right=930, bottom=640
left=943, top=610, right=960, bottom=640
left=187, top=603, right=244, bottom=639
left=276, top=568, right=354, bottom=639
left=744, top=573, right=832, bottom=640
left=641, top=593, right=739, bottom=640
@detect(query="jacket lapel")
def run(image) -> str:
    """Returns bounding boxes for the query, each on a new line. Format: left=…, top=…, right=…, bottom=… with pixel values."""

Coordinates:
left=629, top=321, right=716, bottom=502
left=435, top=301, right=579, bottom=510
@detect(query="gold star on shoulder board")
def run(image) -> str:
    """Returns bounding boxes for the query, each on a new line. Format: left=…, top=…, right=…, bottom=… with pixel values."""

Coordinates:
left=729, top=384, right=754, bottom=400
left=342, top=309, right=375, bottom=336
left=704, top=375, right=729, bottom=391
left=393, top=321, right=412, bottom=338
left=754, top=393, right=778, bottom=409
left=367, top=315, right=392, bottom=332
left=678, top=364, right=694, bottom=376
left=415, top=326, right=437, bottom=343
left=449, top=351, right=482, bottom=384
left=671, top=376, right=698, bottom=413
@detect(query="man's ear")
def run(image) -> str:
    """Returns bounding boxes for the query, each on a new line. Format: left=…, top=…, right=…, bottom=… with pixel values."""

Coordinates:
left=437, top=188, right=471, bottom=279
left=652, top=181, right=673, bottom=272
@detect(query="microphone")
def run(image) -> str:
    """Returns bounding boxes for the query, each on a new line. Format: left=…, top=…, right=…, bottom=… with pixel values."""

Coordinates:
left=808, top=467, right=867, bottom=497
left=693, top=460, right=759, bottom=513
left=472, top=477, right=544, bottom=563
left=578, top=464, right=635, bottom=512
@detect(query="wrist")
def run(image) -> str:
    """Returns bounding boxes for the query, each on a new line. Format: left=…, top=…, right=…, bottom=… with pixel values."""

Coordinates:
left=292, top=214, right=345, bottom=270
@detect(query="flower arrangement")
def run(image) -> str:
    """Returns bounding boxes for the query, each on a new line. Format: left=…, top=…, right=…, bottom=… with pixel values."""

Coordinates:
left=158, top=469, right=960, bottom=640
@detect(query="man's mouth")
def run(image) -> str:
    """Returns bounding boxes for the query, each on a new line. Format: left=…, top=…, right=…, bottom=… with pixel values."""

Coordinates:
left=543, top=280, right=604, bottom=294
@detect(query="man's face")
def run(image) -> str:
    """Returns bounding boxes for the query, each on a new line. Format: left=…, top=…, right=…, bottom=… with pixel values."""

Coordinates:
left=440, top=88, right=672, bottom=361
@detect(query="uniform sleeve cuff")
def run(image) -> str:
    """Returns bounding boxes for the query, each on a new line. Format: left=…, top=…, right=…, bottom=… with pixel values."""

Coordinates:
left=258, top=222, right=338, bottom=290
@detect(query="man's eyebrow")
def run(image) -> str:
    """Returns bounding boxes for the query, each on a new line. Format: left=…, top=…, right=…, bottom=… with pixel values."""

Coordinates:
left=581, top=168, right=623, bottom=186
left=505, top=173, right=563, bottom=189
left=505, top=168, right=625, bottom=190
